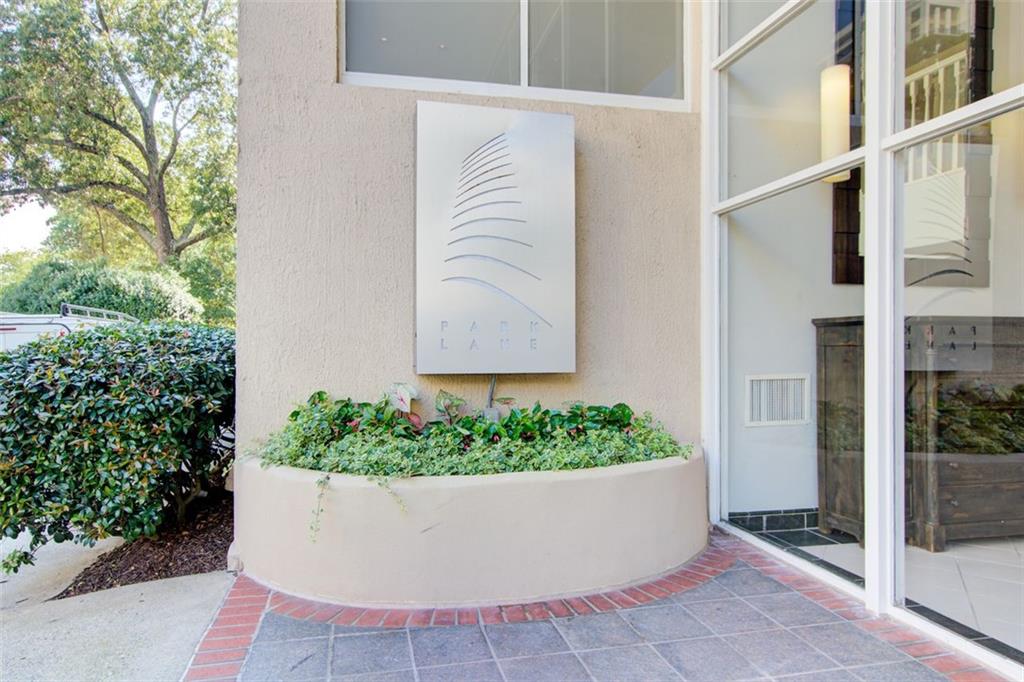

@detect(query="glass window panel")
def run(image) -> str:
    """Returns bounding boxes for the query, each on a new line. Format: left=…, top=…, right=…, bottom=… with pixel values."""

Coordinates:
left=900, top=107, right=1024, bottom=657
left=346, top=0, right=520, bottom=85
left=725, top=171, right=866, bottom=585
left=529, top=1, right=606, bottom=93
left=722, top=0, right=865, bottom=198
left=529, top=0, right=684, bottom=99
left=719, top=0, right=785, bottom=51
left=903, top=0, right=1024, bottom=129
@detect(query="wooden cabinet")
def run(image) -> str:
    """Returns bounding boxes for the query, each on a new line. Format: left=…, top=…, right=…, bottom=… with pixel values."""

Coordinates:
left=814, top=317, right=865, bottom=544
left=814, top=316, right=1024, bottom=551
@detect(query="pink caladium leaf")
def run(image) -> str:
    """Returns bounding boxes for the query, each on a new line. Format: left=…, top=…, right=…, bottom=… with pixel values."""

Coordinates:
left=386, top=382, right=419, bottom=413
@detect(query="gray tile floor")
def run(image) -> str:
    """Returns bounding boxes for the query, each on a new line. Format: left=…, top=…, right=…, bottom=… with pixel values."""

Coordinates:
left=238, top=562, right=948, bottom=682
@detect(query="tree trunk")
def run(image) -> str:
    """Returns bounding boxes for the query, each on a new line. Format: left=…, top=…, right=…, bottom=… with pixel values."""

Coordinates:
left=148, top=180, right=175, bottom=265
left=92, top=207, right=107, bottom=257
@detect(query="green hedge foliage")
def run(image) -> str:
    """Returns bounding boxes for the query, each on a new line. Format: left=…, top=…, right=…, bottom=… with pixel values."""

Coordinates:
left=0, top=259, right=203, bottom=322
left=0, top=323, right=235, bottom=572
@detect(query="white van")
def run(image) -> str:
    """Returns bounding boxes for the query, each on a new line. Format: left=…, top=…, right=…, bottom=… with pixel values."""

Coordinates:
left=0, top=303, right=138, bottom=352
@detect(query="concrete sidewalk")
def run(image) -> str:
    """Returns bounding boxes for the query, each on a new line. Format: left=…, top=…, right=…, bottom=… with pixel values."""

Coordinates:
left=2, top=571, right=233, bottom=682
left=1, top=532, right=124, bottom=610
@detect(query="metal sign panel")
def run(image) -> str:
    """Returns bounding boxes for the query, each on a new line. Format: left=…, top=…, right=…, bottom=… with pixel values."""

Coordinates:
left=416, top=101, right=576, bottom=374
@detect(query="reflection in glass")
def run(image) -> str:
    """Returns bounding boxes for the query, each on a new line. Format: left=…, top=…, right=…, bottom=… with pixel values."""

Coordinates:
left=901, top=108, right=1024, bottom=659
left=725, top=173, right=865, bottom=585
left=903, top=0, right=1023, bottom=129
left=529, top=0, right=684, bottom=98
left=346, top=1, right=520, bottom=84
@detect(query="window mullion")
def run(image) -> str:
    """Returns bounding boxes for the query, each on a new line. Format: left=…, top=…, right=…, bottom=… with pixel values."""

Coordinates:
left=711, top=148, right=865, bottom=217
left=862, top=0, right=899, bottom=617
left=712, top=0, right=815, bottom=72
left=882, top=84, right=1024, bottom=152
left=701, top=0, right=723, bottom=524
left=519, top=0, right=529, bottom=88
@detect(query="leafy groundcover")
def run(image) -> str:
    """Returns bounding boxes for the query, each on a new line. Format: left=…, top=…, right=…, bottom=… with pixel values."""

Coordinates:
left=260, top=389, right=691, bottom=478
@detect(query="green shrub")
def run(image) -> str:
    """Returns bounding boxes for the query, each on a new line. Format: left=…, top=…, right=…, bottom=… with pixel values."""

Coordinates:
left=0, top=259, right=203, bottom=322
left=260, top=391, right=689, bottom=478
left=0, top=323, right=235, bottom=572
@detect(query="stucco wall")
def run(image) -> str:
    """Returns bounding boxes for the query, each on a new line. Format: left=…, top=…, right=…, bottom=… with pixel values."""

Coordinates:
left=237, top=0, right=703, bottom=447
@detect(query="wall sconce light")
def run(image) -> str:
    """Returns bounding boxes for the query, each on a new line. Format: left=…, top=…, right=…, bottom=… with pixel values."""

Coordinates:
left=820, top=64, right=851, bottom=183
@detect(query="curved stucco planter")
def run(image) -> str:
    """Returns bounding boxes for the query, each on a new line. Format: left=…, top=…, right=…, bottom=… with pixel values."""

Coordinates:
left=234, top=453, right=708, bottom=607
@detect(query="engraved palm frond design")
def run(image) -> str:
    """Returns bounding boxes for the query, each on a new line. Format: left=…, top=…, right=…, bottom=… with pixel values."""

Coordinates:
left=441, top=131, right=552, bottom=328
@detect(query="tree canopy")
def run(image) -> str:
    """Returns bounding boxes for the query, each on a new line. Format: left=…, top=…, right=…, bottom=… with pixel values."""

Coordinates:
left=0, top=0, right=236, bottom=264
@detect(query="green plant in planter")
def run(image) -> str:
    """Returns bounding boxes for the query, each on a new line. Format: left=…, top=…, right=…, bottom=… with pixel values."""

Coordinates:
left=259, top=390, right=689, bottom=478
left=434, top=389, right=465, bottom=425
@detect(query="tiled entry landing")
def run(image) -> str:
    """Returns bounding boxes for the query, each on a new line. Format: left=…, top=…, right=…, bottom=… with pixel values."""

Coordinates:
left=183, top=530, right=1012, bottom=681
left=804, top=538, right=1024, bottom=660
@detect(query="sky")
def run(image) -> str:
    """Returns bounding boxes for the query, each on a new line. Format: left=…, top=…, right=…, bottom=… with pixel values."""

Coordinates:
left=0, top=203, right=54, bottom=253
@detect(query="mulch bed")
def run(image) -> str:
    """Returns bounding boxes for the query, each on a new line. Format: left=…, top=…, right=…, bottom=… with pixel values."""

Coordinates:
left=55, top=491, right=233, bottom=599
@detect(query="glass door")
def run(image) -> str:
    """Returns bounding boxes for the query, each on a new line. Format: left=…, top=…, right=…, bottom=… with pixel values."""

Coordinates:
left=893, top=1, right=1024, bottom=662
left=723, top=176, right=867, bottom=586
left=898, top=111, right=1024, bottom=663
left=710, top=0, right=1024, bottom=671
left=717, top=0, right=868, bottom=588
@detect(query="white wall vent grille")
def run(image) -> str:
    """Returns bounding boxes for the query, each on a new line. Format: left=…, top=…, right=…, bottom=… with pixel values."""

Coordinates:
left=745, top=374, right=810, bottom=427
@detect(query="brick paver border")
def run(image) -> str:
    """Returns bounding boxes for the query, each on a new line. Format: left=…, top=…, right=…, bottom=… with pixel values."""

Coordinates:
left=182, top=530, right=1010, bottom=681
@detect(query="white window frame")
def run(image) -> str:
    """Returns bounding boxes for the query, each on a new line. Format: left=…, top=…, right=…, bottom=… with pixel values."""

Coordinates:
left=341, top=0, right=694, bottom=112
left=701, top=1, right=1024, bottom=678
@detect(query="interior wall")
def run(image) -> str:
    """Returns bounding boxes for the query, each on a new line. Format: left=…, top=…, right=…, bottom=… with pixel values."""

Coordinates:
left=237, top=0, right=704, bottom=448
left=724, top=1, right=836, bottom=197
left=726, top=183, right=862, bottom=512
